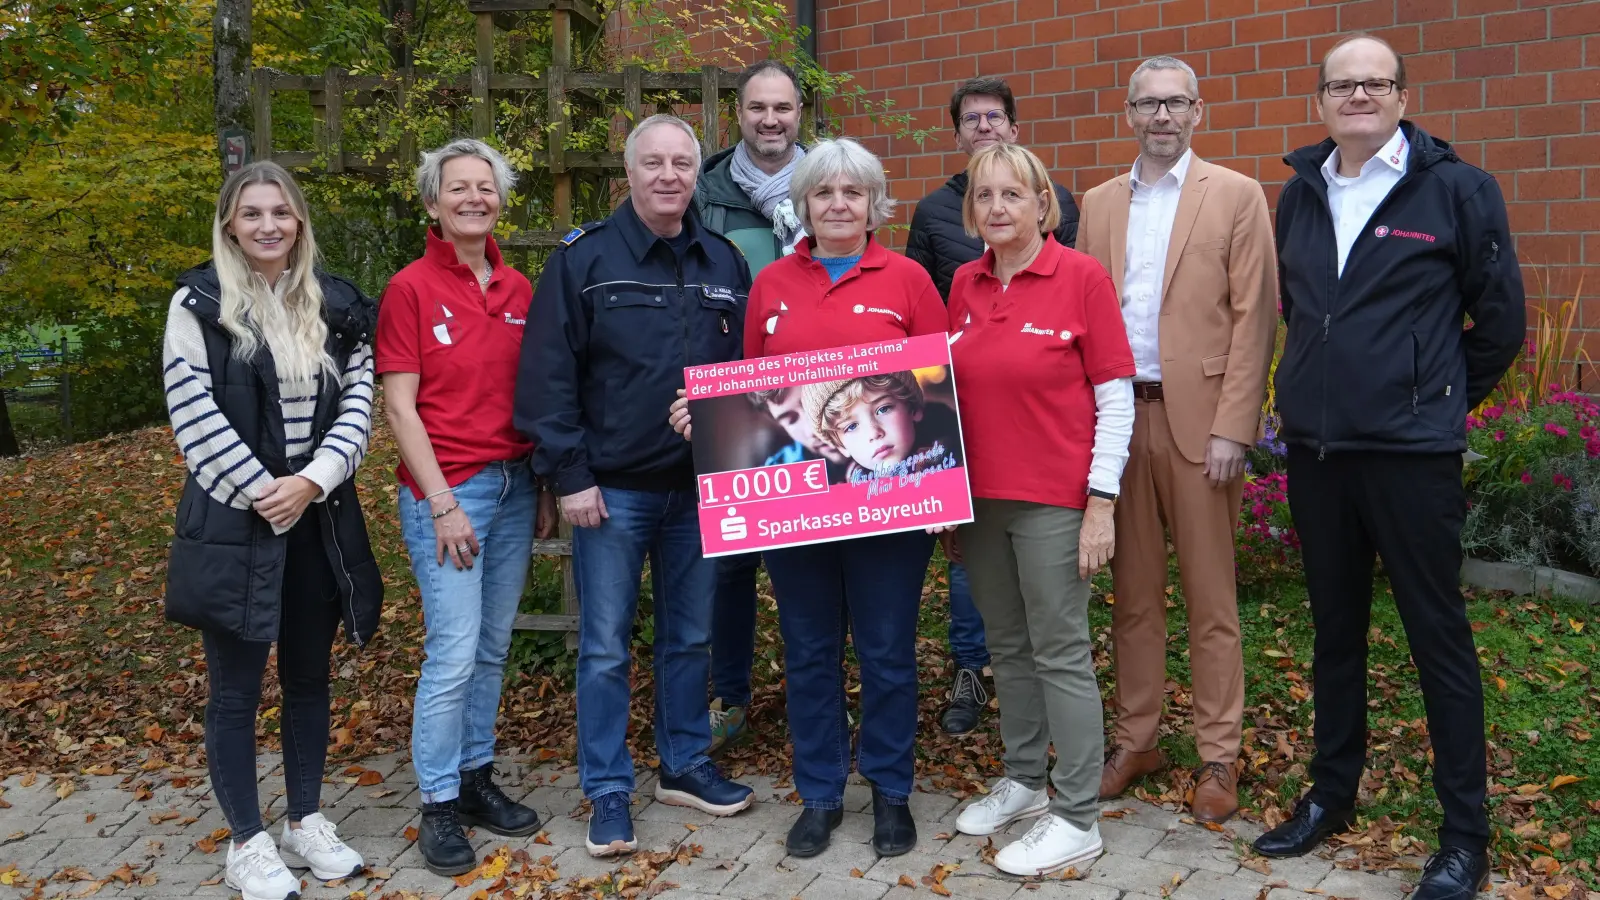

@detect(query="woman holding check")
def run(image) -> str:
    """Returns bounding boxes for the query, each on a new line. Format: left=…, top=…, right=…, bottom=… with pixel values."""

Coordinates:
left=670, top=137, right=946, bottom=860
left=944, top=143, right=1136, bottom=877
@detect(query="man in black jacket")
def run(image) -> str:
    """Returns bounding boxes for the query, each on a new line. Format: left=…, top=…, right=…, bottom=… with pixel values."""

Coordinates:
left=1252, top=35, right=1525, bottom=900
left=516, top=115, right=756, bottom=857
left=905, top=76, right=1081, bottom=737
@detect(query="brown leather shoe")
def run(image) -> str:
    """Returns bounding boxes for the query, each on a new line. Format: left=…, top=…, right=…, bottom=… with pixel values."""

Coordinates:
left=1190, top=761, right=1240, bottom=824
left=1099, top=745, right=1167, bottom=800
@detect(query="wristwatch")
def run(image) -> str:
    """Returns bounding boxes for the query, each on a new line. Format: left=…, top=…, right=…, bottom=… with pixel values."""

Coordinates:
left=1087, top=488, right=1119, bottom=505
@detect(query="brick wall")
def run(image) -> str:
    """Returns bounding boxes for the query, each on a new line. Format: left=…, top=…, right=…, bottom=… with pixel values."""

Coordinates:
left=612, top=1, right=1600, bottom=379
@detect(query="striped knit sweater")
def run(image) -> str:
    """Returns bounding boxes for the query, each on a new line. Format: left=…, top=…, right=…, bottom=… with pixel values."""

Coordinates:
left=162, top=287, right=375, bottom=533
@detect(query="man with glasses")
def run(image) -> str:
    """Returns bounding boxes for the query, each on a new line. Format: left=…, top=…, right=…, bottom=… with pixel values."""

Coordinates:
left=906, top=76, right=1080, bottom=737
left=1254, top=35, right=1524, bottom=900
left=1076, top=56, right=1277, bottom=824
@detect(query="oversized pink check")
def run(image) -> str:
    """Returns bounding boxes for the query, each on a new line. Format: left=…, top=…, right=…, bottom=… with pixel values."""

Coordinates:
left=684, top=333, right=974, bottom=557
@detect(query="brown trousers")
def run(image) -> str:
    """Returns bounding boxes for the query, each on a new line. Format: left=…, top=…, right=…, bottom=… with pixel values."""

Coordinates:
left=1109, top=398, right=1245, bottom=764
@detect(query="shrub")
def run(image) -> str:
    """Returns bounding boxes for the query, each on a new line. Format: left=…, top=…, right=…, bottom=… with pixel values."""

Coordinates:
left=1462, top=389, right=1600, bottom=576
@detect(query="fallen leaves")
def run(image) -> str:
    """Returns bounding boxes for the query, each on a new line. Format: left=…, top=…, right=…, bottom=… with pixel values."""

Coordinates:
left=1548, top=774, right=1583, bottom=790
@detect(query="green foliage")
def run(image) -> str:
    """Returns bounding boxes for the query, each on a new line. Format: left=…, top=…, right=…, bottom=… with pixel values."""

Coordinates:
left=0, top=0, right=199, bottom=159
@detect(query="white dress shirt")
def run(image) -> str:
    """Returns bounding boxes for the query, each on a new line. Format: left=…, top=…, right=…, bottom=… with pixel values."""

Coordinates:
left=1321, top=127, right=1407, bottom=276
left=1121, top=150, right=1193, bottom=383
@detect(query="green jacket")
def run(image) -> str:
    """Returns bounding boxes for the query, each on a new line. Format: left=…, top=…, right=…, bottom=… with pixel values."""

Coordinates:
left=694, top=144, right=793, bottom=274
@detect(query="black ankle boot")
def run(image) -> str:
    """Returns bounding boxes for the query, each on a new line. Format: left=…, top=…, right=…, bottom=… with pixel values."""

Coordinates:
left=785, top=807, right=844, bottom=858
left=420, top=801, right=476, bottom=876
left=457, top=763, right=542, bottom=837
left=871, top=786, right=916, bottom=857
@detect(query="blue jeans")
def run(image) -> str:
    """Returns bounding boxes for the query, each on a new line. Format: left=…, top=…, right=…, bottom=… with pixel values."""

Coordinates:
left=947, top=561, right=991, bottom=670
left=401, top=460, right=536, bottom=803
left=710, top=552, right=761, bottom=708
left=574, top=487, right=715, bottom=800
left=765, top=529, right=934, bottom=809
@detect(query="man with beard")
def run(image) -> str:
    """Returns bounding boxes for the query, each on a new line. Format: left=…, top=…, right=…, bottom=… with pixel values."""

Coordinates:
left=694, top=60, right=808, bottom=750
left=1076, top=55, right=1277, bottom=824
left=906, top=76, right=1081, bottom=737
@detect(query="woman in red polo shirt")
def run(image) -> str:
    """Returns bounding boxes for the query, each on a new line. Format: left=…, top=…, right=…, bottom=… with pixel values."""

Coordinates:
left=944, top=144, right=1135, bottom=877
left=375, top=139, right=557, bottom=877
left=671, top=138, right=944, bottom=861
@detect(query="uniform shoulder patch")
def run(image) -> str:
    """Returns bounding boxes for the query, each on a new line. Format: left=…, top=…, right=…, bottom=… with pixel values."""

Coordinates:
left=705, top=228, right=744, bottom=256
left=559, top=221, right=604, bottom=247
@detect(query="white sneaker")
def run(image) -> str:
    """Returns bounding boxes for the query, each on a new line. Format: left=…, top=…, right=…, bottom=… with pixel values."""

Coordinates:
left=226, top=831, right=302, bottom=900
left=994, top=814, right=1103, bottom=877
left=279, top=813, right=365, bottom=881
left=955, top=777, right=1050, bottom=836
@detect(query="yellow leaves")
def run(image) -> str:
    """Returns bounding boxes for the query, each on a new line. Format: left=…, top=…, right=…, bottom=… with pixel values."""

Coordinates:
left=355, top=770, right=384, bottom=787
left=0, top=867, right=23, bottom=886
left=897, top=875, right=916, bottom=888
left=1543, top=885, right=1572, bottom=899
left=848, top=869, right=864, bottom=879
left=1549, top=774, right=1583, bottom=790
left=1495, top=676, right=1508, bottom=693
left=55, top=780, right=75, bottom=800
left=1568, top=619, right=1584, bottom=633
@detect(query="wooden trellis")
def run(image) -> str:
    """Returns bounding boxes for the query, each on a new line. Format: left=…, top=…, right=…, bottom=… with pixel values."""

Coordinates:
left=251, top=0, right=744, bottom=645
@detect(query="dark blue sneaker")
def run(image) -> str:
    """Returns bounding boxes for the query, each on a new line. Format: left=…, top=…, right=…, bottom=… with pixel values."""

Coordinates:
left=585, top=792, right=637, bottom=858
left=654, top=761, right=755, bottom=816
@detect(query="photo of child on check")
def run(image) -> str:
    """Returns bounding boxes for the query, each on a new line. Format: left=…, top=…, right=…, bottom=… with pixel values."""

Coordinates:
left=801, top=370, right=963, bottom=486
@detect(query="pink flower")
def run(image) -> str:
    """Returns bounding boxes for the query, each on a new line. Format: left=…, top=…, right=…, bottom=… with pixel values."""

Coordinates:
left=1466, top=414, right=1484, bottom=430
left=1520, top=471, right=1533, bottom=484
left=1484, top=406, right=1504, bottom=420
left=1494, top=430, right=1506, bottom=442
left=1581, top=425, right=1598, bottom=441
left=1545, top=423, right=1569, bottom=437
left=1553, top=473, right=1574, bottom=491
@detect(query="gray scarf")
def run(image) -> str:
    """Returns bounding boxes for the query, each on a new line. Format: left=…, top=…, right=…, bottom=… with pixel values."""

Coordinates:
left=730, top=141, right=806, bottom=254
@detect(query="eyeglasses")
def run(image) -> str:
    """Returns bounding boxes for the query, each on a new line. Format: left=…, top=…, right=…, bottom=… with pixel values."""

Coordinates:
left=1128, top=96, right=1195, bottom=116
left=960, top=110, right=1010, bottom=130
left=1320, top=78, right=1399, bottom=97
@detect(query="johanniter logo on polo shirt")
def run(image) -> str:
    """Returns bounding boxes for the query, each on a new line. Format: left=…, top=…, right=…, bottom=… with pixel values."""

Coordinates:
left=1020, top=323, right=1072, bottom=341
left=852, top=304, right=903, bottom=321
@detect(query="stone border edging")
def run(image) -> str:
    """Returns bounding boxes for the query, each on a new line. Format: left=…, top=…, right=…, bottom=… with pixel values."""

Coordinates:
left=1461, top=558, right=1600, bottom=605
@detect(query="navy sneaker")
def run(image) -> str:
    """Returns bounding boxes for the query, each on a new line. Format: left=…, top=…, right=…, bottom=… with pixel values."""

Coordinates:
left=585, top=792, right=637, bottom=858
left=654, top=761, right=755, bottom=816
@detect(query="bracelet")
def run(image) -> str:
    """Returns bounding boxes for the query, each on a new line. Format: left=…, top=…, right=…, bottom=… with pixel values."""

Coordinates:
left=424, top=486, right=455, bottom=501
left=430, top=502, right=460, bottom=520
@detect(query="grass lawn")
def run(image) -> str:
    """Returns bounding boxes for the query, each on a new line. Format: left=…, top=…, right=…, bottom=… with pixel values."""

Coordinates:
left=1, top=413, right=1595, bottom=891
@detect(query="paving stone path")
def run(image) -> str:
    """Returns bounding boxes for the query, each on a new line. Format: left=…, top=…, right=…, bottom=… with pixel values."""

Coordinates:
left=1, top=755, right=1428, bottom=900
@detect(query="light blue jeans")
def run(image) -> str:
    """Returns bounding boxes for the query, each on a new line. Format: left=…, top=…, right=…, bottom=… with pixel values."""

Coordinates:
left=573, top=486, right=715, bottom=800
left=400, top=460, right=536, bottom=803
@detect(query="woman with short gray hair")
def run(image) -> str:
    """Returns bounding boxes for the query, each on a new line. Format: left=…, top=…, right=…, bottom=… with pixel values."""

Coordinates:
left=679, top=136, right=948, bottom=861
left=375, top=138, right=557, bottom=877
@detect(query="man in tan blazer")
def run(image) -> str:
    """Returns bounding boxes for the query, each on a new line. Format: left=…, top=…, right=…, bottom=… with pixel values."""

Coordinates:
left=1077, top=55, right=1278, bottom=823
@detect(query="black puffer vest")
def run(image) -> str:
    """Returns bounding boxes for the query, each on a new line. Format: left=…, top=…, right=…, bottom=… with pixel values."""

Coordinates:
left=163, top=263, right=384, bottom=646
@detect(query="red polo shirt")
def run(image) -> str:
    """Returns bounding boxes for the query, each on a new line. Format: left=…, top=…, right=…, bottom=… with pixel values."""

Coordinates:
left=744, top=236, right=948, bottom=357
left=948, top=236, right=1135, bottom=509
left=375, top=229, right=534, bottom=498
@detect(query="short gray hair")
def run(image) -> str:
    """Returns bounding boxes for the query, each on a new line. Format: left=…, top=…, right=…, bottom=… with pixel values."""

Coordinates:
left=1128, top=56, right=1200, bottom=100
left=625, top=114, right=702, bottom=169
left=416, top=138, right=517, bottom=206
left=790, top=138, right=896, bottom=233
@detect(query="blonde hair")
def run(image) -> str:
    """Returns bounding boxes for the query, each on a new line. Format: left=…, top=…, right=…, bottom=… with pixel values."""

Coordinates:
left=802, top=372, right=925, bottom=446
left=212, top=162, right=335, bottom=383
left=960, top=143, right=1062, bottom=239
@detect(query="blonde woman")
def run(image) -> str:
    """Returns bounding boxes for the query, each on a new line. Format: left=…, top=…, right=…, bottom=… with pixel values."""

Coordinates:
left=162, top=161, right=383, bottom=900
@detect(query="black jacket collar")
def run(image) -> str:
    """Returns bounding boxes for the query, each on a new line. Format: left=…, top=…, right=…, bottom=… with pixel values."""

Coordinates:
left=614, top=197, right=711, bottom=263
left=175, top=262, right=375, bottom=344
left=1284, top=119, right=1457, bottom=189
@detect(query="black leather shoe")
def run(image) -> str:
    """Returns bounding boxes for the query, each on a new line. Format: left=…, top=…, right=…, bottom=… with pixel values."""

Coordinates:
left=871, top=786, right=917, bottom=857
left=785, top=807, right=844, bottom=858
left=457, top=763, right=543, bottom=836
left=1412, top=847, right=1490, bottom=900
left=1251, top=800, right=1354, bottom=858
left=939, top=667, right=988, bottom=735
left=420, top=801, right=477, bottom=876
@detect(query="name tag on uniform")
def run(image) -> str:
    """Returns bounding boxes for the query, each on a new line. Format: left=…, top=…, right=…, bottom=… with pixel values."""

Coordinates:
left=702, top=285, right=736, bottom=303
